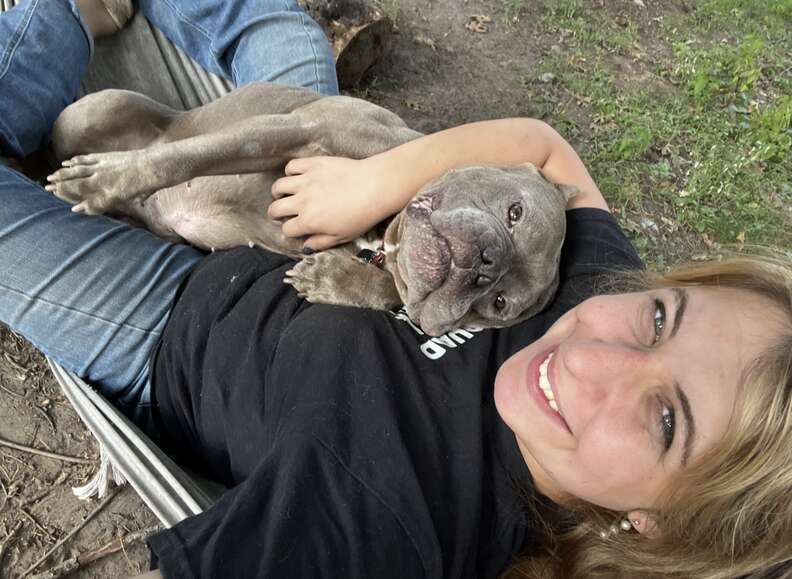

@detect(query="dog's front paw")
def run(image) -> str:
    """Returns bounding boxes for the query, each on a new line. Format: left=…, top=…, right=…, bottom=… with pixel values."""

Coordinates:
left=284, top=252, right=400, bottom=310
left=45, top=151, right=153, bottom=214
left=284, top=253, right=355, bottom=304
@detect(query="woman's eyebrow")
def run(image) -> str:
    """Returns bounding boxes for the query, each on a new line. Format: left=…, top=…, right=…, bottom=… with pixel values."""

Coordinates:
left=676, top=383, right=696, bottom=467
left=670, top=288, right=694, bottom=466
left=670, top=287, right=688, bottom=339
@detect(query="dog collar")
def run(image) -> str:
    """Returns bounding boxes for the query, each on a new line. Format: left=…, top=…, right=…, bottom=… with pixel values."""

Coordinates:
left=357, top=248, right=386, bottom=269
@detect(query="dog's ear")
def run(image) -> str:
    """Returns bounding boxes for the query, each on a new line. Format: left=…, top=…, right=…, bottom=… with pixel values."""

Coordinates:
left=556, top=183, right=580, bottom=201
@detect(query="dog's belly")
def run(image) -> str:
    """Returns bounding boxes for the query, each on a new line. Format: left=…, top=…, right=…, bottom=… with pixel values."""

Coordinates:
left=132, top=173, right=305, bottom=256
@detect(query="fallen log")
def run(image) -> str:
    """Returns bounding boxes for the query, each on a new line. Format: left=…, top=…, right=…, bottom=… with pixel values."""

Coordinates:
left=300, top=0, right=394, bottom=88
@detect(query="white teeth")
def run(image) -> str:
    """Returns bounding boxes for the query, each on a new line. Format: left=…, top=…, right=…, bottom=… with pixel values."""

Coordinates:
left=539, top=374, right=554, bottom=399
left=538, top=352, right=560, bottom=413
left=539, top=351, right=553, bottom=376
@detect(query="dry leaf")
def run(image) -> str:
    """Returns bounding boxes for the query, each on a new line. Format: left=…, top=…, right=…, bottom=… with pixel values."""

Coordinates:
left=465, top=15, right=492, bottom=33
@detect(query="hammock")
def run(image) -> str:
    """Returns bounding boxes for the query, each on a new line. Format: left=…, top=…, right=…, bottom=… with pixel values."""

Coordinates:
left=1, top=2, right=232, bottom=528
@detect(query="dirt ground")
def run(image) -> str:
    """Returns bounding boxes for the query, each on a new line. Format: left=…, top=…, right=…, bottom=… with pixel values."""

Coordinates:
left=0, top=0, right=747, bottom=577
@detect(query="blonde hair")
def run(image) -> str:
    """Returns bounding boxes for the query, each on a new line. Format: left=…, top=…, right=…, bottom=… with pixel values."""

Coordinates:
left=505, top=252, right=792, bottom=579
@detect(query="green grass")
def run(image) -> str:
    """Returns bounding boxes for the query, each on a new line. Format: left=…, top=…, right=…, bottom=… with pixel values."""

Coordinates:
left=505, top=0, right=528, bottom=24
left=540, top=0, right=639, bottom=54
left=532, top=0, right=791, bottom=255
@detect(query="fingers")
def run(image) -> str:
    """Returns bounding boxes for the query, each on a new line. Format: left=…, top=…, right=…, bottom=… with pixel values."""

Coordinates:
left=281, top=216, right=307, bottom=239
left=283, top=157, right=321, bottom=176
left=271, top=174, right=305, bottom=200
left=268, top=194, right=300, bottom=220
left=272, top=202, right=337, bottom=244
left=303, top=234, right=343, bottom=252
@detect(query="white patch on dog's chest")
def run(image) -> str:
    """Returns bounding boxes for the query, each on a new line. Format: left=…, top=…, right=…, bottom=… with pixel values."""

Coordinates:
left=352, top=235, right=388, bottom=267
left=353, top=236, right=384, bottom=252
left=353, top=235, right=398, bottom=257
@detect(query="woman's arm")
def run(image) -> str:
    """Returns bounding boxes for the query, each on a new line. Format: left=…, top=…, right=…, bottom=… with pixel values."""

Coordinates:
left=269, top=118, right=608, bottom=251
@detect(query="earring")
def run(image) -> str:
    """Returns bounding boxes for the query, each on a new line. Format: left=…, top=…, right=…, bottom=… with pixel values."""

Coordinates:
left=599, top=518, right=637, bottom=538
left=599, top=526, right=616, bottom=539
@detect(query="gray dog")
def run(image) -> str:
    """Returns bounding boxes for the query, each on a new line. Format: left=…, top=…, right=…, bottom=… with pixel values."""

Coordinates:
left=46, top=83, right=574, bottom=336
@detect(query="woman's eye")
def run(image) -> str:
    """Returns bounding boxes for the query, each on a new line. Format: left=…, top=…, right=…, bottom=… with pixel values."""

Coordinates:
left=652, top=299, right=666, bottom=343
left=661, top=404, right=675, bottom=451
left=507, top=203, right=523, bottom=224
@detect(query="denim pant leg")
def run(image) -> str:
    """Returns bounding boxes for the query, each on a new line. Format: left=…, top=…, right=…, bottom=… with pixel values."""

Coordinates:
left=0, top=0, right=202, bottom=432
left=0, top=168, right=202, bottom=430
left=137, top=0, right=339, bottom=94
left=0, top=0, right=93, bottom=157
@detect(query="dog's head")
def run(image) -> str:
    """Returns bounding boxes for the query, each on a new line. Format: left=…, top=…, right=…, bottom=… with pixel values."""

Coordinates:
left=386, top=164, right=575, bottom=337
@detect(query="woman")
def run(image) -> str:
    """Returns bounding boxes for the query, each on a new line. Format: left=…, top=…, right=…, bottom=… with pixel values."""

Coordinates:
left=1, top=1, right=790, bottom=578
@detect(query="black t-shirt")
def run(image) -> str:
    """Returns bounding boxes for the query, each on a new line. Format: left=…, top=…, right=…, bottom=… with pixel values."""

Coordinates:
left=147, top=208, right=642, bottom=578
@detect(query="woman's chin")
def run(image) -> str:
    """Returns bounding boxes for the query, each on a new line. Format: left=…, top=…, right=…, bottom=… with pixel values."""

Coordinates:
left=493, top=352, right=530, bottom=429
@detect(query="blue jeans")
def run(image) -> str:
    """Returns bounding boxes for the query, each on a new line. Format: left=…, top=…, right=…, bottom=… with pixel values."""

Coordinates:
left=0, top=0, right=338, bottom=431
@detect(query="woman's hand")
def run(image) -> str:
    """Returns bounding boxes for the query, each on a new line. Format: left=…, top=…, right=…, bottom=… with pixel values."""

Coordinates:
left=269, top=156, right=392, bottom=252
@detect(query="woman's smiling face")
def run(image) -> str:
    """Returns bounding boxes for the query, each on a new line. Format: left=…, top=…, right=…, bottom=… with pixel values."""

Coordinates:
left=494, top=286, right=783, bottom=511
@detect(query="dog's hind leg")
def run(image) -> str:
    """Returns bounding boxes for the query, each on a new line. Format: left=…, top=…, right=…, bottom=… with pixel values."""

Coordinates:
left=51, top=89, right=180, bottom=160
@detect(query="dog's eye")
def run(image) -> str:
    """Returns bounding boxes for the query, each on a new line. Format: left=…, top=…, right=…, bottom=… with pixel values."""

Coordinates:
left=508, top=202, right=523, bottom=224
left=494, top=293, right=507, bottom=311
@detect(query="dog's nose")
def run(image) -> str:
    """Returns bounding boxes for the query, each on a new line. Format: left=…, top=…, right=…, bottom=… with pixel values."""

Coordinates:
left=474, top=245, right=502, bottom=286
left=430, top=207, right=511, bottom=281
left=481, top=245, right=495, bottom=266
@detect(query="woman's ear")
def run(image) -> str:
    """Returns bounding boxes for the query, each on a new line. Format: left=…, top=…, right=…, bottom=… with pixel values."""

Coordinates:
left=626, top=510, right=660, bottom=538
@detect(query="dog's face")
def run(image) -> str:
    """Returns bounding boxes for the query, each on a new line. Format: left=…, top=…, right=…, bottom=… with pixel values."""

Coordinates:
left=390, top=164, right=574, bottom=337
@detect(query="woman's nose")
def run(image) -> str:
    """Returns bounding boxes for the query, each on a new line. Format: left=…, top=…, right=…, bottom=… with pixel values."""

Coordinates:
left=563, top=340, right=659, bottom=404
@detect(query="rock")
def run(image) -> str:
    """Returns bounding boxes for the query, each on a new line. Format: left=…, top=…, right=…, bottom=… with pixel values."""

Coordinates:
left=539, top=72, right=556, bottom=83
left=640, top=218, right=659, bottom=236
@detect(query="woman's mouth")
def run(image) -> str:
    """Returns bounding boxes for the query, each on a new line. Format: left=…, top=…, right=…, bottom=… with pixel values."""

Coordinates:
left=538, top=353, right=559, bottom=412
left=529, top=349, right=572, bottom=434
